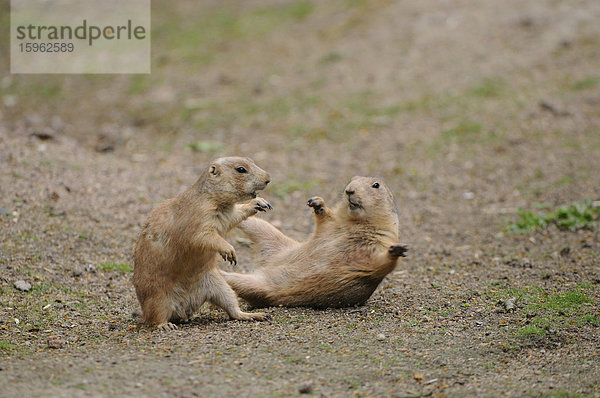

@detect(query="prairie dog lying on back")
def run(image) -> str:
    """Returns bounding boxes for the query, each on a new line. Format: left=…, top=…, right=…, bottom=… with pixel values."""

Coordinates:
left=222, top=176, right=408, bottom=308
left=132, top=157, right=272, bottom=329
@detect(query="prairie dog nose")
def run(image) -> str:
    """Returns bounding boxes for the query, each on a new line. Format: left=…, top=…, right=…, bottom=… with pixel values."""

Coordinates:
left=265, top=180, right=270, bottom=185
left=345, top=189, right=355, bottom=196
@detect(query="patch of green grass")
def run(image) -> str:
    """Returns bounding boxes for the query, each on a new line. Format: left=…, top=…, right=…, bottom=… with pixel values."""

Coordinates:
left=184, top=89, right=433, bottom=144
left=153, top=8, right=233, bottom=65
left=263, top=92, right=321, bottom=118
left=506, top=199, right=600, bottom=233
left=483, top=361, right=497, bottom=371
left=343, top=377, right=362, bottom=388
left=287, top=124, right=330, bottom=142
left=577, top=315, right=599, bottom=327
left=7, top=77, right=65, bottom=109
left=577, top=283, right=594, bottom=290
left=40, top=82, right=63, bottom=99
left=186, top=140, right=225, bottom=153
left=549, top=201, right=600, bottom=230
left=128, top=75, right=159, bottom=94
left=319, top=343, right=333, bottom=351
left=29, top=281, right=80, bottom=297
left=185, top=92, right=322, bottom=137
left=272, top=177, right=317, bottom=199
left=246, top=1, right=314, bottom=32
left=19, top=233, right=39, bottom=242
left=98, top=262, right=132, bottom=273
left=318, top=51, right=344, bottom=65
left=511, top=288, right=592, bottom=314
left=345, top=0, right=367, bottom=7
left=554, top=175, right=573, bottom=187
left=570, top=76, right=599, bottom=91
left=4, top=281, right=93, bottom=339
left=442, top=121, right=482, bottom=141
left=506, top=208, right=547, bottom=234
left=0, top=340, right=19, bottom=354
left=469, top=77, right=505, bottom=98
left=518, top=325, right=547, bottom=337
left=544, top=291, right=590, bottom=310
left=154, top=2, right=313, bottom=65
left=489, top=285, right=597, bottom=338
left=292, top=90, right=434, bottom=138
left=341, top=90, right=408, bottom=119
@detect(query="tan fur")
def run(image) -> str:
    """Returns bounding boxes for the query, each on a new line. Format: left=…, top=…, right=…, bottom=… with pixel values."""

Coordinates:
left=132, top=156, right=272, bottom=329
left=222, top=176, right=408, bottom=309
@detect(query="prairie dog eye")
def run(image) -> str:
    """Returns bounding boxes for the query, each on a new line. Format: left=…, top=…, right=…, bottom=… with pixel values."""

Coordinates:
left=372, top=182, right=380, bottom=189
left=235, top=166, right=248, bottom=173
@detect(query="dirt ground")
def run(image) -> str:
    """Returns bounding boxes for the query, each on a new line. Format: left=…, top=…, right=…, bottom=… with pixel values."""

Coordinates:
left=1, top=0, right=599, bottom=396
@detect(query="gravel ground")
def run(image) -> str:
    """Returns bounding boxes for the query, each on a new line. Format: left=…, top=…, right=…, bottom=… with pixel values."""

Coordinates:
left=1, top=0, right=599, bottom=396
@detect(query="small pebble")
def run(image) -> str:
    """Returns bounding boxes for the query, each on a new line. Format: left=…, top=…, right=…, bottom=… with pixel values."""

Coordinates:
left=71, top=267, right=83, bottom=277
left=47, top=335, right=64, bottom=349
left=413, top=371, right=424, bottom=382
left=14, top=280, right=32, bottom=292
left=298, top=381, right=314, bottom=394
left=503, top=298, right=516, bottom=312
left=376, top=333, right=386, bottom=341
left=50, top=209, right=66, bottom=217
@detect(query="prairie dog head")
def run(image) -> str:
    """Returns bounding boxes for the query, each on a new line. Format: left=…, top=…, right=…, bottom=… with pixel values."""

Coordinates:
left=340, top=176, right=399, bottom=228
left=201, top=157, right=271, bottom=202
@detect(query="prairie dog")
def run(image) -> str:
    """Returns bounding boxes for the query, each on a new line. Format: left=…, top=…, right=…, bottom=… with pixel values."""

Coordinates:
left=222, top=176, right=408, bottom=309
left=132, top=157, right=272, bottom=329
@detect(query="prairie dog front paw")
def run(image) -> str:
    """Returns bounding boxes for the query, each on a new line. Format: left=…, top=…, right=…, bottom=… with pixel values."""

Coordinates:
left=389, top=244, right=408, bottom=258
left=307, top=197, right=326, bottom=214
left=219, top=243, right=237, bottom=265
left=252, top=197, right=272, bottom=212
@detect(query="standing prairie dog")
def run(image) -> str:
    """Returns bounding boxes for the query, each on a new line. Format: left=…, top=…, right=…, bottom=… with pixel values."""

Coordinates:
left=222, top=176, right=408, bottom=309
left=132, top=157, right=272, bottom=330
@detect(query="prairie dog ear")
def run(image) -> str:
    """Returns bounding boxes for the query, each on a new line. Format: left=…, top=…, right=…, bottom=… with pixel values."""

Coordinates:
left=209, top=164, right=220, bottom=176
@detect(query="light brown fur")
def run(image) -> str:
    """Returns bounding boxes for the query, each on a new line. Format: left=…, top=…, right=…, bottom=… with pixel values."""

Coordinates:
left=132, top=156, right=272, bottom=329
left=222, top=176, right=408, bottom=309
